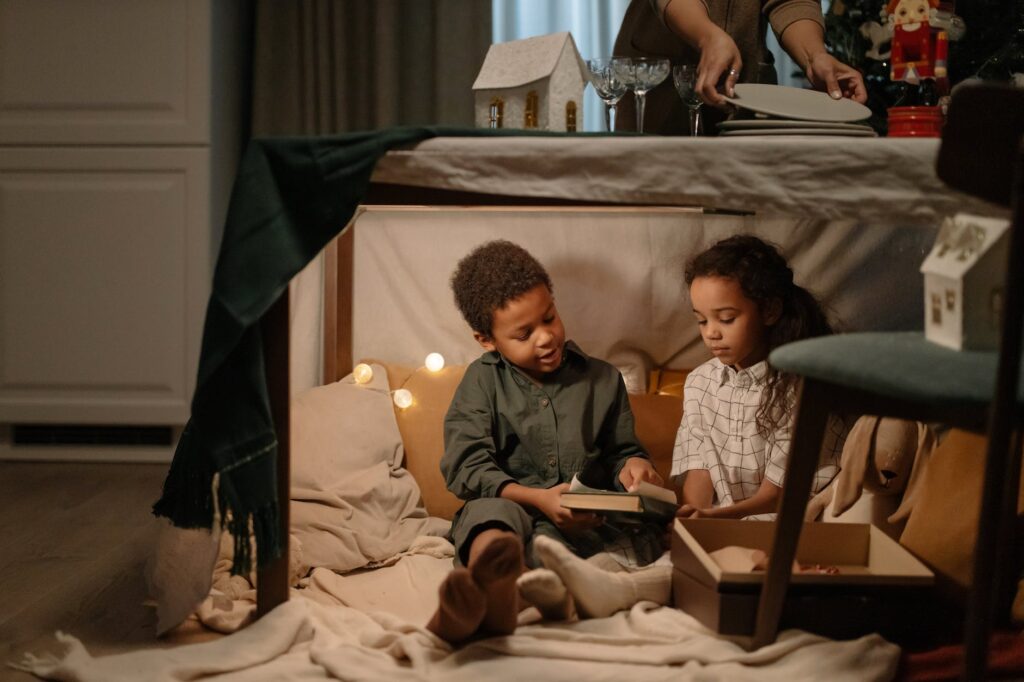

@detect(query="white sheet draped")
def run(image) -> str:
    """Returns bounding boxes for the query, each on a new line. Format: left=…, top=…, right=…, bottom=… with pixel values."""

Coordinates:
left=16, top=591, right=900, bottom=682
left=350, top=207, right=936, bottom=391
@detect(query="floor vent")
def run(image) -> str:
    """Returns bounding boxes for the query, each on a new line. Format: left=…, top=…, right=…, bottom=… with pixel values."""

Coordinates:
left=12, top=425, right=173, bottom=447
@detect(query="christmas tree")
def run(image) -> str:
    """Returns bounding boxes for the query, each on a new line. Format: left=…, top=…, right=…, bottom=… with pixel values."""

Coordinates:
left=824, top=0, right=1023, bottom=132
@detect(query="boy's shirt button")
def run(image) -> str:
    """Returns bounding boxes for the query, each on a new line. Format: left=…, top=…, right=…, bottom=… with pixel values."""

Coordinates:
left=540, top=398, right=550, bottom=407
left=547, top=455, right=557, bottom=467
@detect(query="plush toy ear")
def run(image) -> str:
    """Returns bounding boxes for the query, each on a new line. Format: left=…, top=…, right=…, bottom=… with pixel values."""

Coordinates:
left=888, top=422, right=937, bottom=523
left=831, top=415, right=880, bottom=516
left=864, top=417, right=920, bottom=495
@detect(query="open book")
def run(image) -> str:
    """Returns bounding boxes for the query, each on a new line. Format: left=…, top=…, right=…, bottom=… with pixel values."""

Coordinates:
left=560, top=474, right=678, bottom=522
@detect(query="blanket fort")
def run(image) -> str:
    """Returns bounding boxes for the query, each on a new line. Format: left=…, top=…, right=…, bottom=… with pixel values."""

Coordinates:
left=151, top=127, right=581, bottom=575
left=154, top=126, right=1001, bottom=576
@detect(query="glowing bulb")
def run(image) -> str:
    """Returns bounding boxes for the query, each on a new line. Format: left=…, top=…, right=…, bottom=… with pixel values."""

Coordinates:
left=425, top=352, right=445, bottom=372
left=353, top=363, right=374, bottom=384
left=393, top=388, right=413, bottom=409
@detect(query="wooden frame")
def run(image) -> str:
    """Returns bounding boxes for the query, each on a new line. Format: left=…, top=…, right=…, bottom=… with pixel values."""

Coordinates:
left=249, top=109, right=1023, bottom=680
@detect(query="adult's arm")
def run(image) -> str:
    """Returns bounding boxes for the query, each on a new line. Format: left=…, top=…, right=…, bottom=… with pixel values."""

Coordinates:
left=769, top=1, right=868, bottom=102
left=658, top=0, right=743, bottom=106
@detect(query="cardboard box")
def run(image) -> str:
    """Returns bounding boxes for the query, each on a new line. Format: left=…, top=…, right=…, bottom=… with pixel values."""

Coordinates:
left=671, top=518, right=936, bottom=643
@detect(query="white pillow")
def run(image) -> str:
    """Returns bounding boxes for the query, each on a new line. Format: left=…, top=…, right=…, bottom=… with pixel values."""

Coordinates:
left=289, top=364, right=448, bottom=576
left=290, top=363, right=402, bottom=488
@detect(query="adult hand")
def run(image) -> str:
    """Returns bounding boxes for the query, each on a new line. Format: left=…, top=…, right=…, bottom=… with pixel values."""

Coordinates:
left=618, top=457, right=664, bottom=491
left=696, top=26, right=742, bottom=108
left=805, top=52, right=867, bottom=103
left=538, top=483, right=604, bottom=532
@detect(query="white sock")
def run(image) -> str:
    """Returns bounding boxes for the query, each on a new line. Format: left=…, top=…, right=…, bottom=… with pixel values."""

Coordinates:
left=532, top=535, right=672, bottom=619
left=516, top=568, right=576, bottom=621
left=586, top=551, right=627, bottom=573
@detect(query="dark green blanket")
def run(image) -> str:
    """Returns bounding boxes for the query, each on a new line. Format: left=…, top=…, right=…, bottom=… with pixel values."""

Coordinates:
left=152, top=126, right=586, bottom=573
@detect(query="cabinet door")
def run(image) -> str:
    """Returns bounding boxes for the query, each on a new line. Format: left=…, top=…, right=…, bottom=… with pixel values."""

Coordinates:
left=0, top=147, right=209, bottom=424
left=0, top=0, right=210, bottom=144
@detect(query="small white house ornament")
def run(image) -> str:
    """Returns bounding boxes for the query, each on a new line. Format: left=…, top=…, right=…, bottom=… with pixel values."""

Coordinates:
left=919, top=212, right=1011, bottom=350
left=472, top=31, right=586, bottom=132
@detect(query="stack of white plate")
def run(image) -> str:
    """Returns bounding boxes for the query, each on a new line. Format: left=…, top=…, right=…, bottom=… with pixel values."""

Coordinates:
left=719, top=84, right=875, bottom=137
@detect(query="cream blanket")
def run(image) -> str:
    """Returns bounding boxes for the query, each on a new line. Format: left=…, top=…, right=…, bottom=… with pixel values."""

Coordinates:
left=15, top=596, right=898, bottom=682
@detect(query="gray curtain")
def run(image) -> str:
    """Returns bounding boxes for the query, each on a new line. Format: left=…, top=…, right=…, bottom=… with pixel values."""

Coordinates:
left=251, top=0, right=493, bottom=135
left=250, top=0, right=492, bottom=393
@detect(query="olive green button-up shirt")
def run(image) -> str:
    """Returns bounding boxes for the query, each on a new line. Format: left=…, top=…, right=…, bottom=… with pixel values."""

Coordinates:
left=441, top=341, right=649, bottom=500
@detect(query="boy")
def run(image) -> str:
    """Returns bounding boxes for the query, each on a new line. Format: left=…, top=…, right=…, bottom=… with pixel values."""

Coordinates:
left=426, top=240, right=666, bottom=644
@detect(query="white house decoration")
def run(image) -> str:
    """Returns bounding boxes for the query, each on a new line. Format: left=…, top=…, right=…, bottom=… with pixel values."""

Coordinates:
left=472, top=31, right=586, bottom=132
left=919, top=212, right=1011, bottom=351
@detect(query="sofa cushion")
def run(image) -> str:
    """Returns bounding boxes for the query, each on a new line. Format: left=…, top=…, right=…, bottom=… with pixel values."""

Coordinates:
left=628, top=392, right=684, bottom=485
left=899, top=428, right=1024, bottom=606
left=376, top=361, right=466, bottom=520
left=289, top=363, right=447, bottom=575
left=376, top=361, right=685, bottom=521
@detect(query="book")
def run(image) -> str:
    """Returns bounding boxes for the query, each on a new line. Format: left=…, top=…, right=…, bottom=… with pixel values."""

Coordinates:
left=559, top=474, right=679, bottom=522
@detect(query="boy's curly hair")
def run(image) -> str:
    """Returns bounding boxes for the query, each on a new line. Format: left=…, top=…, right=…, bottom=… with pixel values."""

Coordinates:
left=451, top=240, right=553, bottom=338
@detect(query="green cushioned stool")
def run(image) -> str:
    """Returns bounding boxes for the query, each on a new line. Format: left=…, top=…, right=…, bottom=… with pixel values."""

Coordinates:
left=750, top=84, right=1024, bottom=682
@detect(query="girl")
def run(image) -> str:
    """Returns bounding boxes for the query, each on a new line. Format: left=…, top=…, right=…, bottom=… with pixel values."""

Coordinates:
left=674, top=234, right=848, bottom=520
left=521, top=235, right=850, bottom=620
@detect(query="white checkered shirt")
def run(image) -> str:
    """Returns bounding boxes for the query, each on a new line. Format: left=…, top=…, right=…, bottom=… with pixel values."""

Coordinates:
left=670, top=358, right=847, bottom=521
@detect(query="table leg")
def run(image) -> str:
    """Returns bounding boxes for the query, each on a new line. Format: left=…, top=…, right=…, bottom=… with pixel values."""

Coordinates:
left=753, top=378, right=830, bottom=649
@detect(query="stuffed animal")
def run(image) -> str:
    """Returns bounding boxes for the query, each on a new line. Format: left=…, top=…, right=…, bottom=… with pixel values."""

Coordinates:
left=811, top=416, right=936, bottom=538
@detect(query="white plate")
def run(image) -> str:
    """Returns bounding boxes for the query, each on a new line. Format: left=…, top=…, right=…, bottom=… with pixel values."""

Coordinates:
left=719, top=127, right=877, bottom=137
left=723, top=84, right=871, bottom=122
left=718, top=119, right=875, bottom=132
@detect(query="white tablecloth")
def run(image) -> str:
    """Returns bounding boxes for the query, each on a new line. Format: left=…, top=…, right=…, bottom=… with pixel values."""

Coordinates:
left=370, top=136, right=1007, bottom=223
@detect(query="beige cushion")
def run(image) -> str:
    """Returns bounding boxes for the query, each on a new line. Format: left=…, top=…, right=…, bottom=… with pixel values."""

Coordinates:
left=629, top=392, right=684, bottom=485
left=375, top=361, right=467, bottom=521
left=375, top=361, right=684, bottom=520
left=288, top=363, right=446, bottom=575
left=899, top=428, right=1024, bottom=605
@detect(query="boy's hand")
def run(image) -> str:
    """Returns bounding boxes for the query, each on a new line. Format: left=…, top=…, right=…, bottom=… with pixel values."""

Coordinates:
left=618, top=457, right=664, bottom=492
left=539, top=483, right=604, bottom=532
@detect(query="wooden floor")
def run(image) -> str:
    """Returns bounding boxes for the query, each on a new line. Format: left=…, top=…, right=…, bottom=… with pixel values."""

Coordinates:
left=0, top=461, right=185, bottom=681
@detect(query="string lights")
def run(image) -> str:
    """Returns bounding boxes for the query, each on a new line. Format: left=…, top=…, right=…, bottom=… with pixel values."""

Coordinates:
left=352, top=363, right=374, bottom=384
left=424, top=352, right=445, bottom=372
left=349, top=353, right=447, bottom=410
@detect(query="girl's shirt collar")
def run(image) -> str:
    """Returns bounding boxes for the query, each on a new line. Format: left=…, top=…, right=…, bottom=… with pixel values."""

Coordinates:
left=709, top=357, right=769, bottom=388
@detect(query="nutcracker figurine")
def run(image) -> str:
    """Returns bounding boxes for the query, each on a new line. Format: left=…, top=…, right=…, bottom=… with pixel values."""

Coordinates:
left=886, top=0, right=949, bottom=87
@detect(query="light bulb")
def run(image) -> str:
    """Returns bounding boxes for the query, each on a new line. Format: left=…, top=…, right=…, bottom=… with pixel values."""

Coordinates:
left=425, top=352, right=445, bottom=372
left=393, top=388, right=413, bottom=409
left=353, top=363, right=373, bottom=384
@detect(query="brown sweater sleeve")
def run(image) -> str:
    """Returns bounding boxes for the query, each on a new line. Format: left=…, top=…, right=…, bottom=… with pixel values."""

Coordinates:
left=764, top=0, right=825, bottom=38
left=654, top=0, right=711, bottom=23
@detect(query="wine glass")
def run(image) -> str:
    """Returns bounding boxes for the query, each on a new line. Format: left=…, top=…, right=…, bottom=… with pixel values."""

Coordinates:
left=672, top=64, right=703, bottom=137
left=585, top=58, right=630, bottom=132
left=621, top=58, right=670, bottom=133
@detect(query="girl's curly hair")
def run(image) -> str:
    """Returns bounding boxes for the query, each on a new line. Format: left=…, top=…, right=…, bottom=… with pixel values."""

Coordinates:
left=685, top=235, right=833, bottom=438
left=451, top=240, right=553, bottom=338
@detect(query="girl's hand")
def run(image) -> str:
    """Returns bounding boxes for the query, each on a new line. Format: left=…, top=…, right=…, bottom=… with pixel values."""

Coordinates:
left=696, top=26, right=742, bottom=108
left=618, top=457, right=664, bottom=491
left=539, top=483, right=604, bottom=532
left=676, top=503, right=716, bottom=518
left=804, top=53, right=867, bottom=103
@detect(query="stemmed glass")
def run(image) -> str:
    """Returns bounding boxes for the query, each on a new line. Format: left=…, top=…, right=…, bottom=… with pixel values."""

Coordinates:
left=585, top=58, right=629, bottom=132
left=616, top=57, right=670, bottom=133
left=672, top=64, right=703, bottom=137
